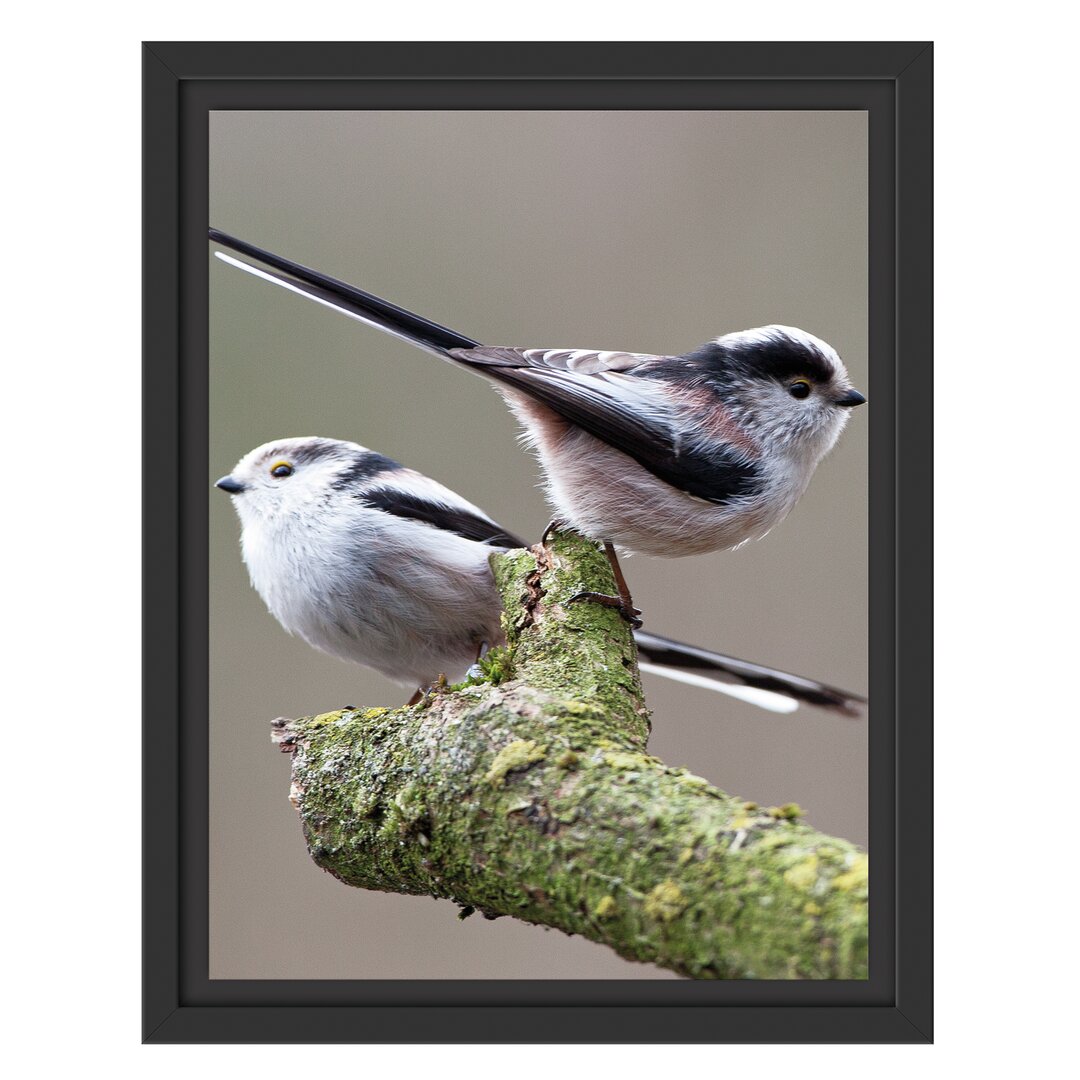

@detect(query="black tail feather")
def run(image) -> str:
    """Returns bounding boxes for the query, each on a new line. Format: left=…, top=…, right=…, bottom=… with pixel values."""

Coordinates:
left=633, top=629, right=866, bottom=717
left=209, top=228, right=480, bottom=354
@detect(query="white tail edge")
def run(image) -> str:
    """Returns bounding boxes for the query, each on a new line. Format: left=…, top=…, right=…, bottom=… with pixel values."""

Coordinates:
left=637, top=662, right=799, bottom=714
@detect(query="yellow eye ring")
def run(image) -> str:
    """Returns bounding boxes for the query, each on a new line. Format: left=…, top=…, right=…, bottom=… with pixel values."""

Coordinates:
left=270, top=460, right=294, bottom=478
left=788, top=380, right=812, bottom=400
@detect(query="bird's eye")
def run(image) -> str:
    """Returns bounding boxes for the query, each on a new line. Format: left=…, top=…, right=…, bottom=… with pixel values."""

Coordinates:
left=788, top=380, right=812, bottom=400
left=270, top=461, right=294, bottom=478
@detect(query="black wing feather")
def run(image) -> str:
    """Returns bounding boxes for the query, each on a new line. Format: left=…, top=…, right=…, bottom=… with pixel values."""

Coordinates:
left=361, top=488, right=525, bottom=549
left=476, top=365, right=760, bottom=505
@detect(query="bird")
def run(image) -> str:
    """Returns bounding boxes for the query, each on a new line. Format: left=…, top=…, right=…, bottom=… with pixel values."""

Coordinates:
left=208, top=229, right=866, bottom=626
left=215, top=436, right=865, bottom=716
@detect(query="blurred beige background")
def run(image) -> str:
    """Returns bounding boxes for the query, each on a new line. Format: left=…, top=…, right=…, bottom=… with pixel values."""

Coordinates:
left=209, top=110, right=867, bottom=980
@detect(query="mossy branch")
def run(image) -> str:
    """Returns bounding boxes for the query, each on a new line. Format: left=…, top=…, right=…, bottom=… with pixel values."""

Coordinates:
left=274, top=532, right=868, bottom=979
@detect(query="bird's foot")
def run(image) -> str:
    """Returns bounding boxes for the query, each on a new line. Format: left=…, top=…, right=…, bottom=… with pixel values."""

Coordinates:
left=464, top=641, right=491, bottom=681
left=541, top=518, right=568, bottom=547
left=566, top=590, right=643, bottom=629
left=406, top=676, right=447, bottom=707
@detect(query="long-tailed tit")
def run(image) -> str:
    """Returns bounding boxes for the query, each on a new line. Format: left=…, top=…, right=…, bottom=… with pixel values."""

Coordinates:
left=209, top=230, right=866, bottom=624
left=215, top=437, right=864, bottom=716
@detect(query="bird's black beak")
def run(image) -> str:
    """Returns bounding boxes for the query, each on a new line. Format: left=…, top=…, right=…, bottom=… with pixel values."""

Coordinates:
left=215, top=475, right=246, bottom=494
left=835, top=389, right=867, bottom=408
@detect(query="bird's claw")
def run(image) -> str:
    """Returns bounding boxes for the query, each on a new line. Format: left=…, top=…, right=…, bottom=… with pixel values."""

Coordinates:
left=541, top=519, right=567, bottom=547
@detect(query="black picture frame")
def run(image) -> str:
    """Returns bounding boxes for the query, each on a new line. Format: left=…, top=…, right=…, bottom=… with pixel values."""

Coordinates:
left=143, top=40, right=932, bottom=1044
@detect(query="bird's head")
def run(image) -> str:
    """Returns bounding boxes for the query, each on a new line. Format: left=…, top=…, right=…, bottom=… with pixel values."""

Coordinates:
left=214, top=436, right=399, bottom=525
left=706, top=325, right=865, bottom=464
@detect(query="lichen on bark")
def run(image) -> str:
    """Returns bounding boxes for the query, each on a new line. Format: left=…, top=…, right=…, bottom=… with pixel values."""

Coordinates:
left=275, top=531, right=868, bottom=979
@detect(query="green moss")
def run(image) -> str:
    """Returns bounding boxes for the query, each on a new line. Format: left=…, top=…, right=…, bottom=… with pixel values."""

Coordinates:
left=489, top=546, right=538, bottom=589
left=485, top=739, right=547, bottom=787
left=832, top=855, right=869, bottom=893
left=393, top=783, right=426, bottom=824
left=555, top=749, right=579, bottom=769
left=562, top=701, right=606, bottom=720
left=305, top=710, right=345, bottom=728
left=477, top=645, right=514, bottom=685
left=603, top=750, right=652, bottom=771
left=594, top=895, right=618, bottom=919
left=783, top=855, right=820, bottom=891
left=677, top=773, right=711, bottom=791
left=352, top=791, right=379, bottom=818
left=644, top=880, right=687, bottom=922
left=487, top=538, right=650, bottom=746
left=755, top=832, right=796, bottom=851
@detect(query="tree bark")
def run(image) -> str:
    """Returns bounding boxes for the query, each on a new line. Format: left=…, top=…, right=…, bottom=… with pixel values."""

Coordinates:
left=273, top=532, right=868, bottom=979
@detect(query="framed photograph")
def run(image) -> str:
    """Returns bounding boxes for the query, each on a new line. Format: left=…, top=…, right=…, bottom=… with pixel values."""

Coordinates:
left=144, top=41, right=932, bottom=1043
